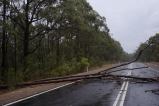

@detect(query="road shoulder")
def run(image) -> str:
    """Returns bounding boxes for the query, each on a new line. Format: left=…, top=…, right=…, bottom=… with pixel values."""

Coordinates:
left=0, top=64, right=114, bottom=105
left=145, top=62, right=159, bottom=71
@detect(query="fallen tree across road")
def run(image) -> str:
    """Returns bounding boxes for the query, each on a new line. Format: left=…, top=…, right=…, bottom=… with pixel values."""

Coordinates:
left=0, top=69, right=158, bottom=89
left=0, top=41, right=158, bottom=89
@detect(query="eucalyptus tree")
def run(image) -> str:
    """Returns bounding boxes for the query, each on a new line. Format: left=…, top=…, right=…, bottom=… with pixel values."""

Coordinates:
left=0, top=0, right=125, bottom=85
left=0, top=0, right=11, bottom=83
left=8, top=0, right=58, bottom=71
left=136, top=33, right=159, bottom=62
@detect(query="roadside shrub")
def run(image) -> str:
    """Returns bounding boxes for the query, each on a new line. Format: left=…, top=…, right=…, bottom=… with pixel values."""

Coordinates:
left=51, top=57, right=90, bottom=76
left=79, top=57, right=90, bottom=71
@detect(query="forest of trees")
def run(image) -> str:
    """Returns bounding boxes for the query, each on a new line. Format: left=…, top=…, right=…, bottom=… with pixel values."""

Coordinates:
left=136, top=33, right=159, bottom=62
left=0, top=0, right=125, bottom=86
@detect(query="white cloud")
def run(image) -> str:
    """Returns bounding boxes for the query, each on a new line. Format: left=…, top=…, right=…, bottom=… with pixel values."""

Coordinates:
left=87, top=0, right=159, bottom=53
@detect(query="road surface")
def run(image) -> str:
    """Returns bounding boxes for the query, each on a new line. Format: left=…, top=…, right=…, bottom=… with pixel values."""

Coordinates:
left=4, top=63, right=159, bottom=106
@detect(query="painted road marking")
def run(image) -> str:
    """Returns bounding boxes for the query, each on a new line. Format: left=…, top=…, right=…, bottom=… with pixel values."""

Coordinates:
left=3, top=82, right=75, bottom=106
left=113, top=64, right=132, bottom=106
left=113, top=82, right=126, bottom=106
left=119, top=81, right=129, bottom=106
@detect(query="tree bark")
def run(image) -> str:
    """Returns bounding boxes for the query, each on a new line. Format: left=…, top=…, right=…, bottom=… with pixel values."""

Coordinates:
left=23, top=0, right=30, bottom=72
left=1, top=0, right=7, bottom=83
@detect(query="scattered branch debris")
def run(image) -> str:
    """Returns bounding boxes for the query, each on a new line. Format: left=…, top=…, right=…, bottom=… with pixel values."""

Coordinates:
left=0, top=73, right=159, bottom=89
left=106, top=66, right=148, bottom=74
left=108, top=75, right=158, bottom=82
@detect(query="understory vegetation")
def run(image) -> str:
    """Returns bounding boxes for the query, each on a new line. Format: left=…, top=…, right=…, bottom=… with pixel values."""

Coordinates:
left=0, top=0, right=126, bottom=86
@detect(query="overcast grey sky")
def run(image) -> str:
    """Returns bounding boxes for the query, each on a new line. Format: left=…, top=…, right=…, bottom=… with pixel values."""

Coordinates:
left=87, top=0, right=159, bottom=53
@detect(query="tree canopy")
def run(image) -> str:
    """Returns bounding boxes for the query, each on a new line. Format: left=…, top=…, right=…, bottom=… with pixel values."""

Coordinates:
left=135, top=33, right=159, bottom=62
left=0, top=0, right=124, bottom=86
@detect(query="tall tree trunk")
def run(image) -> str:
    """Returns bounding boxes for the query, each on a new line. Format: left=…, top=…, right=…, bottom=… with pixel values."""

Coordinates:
left=1, top=0, right=7, bottom=83
left=14, top=30, right=17, bottom=83
left=23, top=27, right=29, bottom=71
left=23, top=0, right=30, bottom=72
left=56, top=37, right=60, bottom=66
left=75, top=33, right=80, bottom=61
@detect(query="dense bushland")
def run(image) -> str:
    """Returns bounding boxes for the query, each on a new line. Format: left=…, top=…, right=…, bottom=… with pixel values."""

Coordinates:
left=0, top=0, right=125, bottom=86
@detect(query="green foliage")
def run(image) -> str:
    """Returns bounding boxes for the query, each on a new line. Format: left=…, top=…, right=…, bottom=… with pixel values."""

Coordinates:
left=0, top=0, right=125, bottom=86
left=80, top=57, right=90, bottom=69
left=52, top=57, right=90, bottom=76
left=135, top=33, right=159, bottom=62
left=7, top=69, right=16, bottom=89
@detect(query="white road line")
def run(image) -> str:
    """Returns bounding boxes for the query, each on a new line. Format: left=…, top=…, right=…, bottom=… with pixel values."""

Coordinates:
left=113, top=82, right=126, bottom=106
left=119, top=81, right=129, bottom=106
left=3, top=82, right=75, bottom=106
left=113, top=64, right=132, bottom=106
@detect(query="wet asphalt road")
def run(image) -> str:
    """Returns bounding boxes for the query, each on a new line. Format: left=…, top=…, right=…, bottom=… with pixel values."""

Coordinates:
left=9, top=63, right=159, bottom=106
